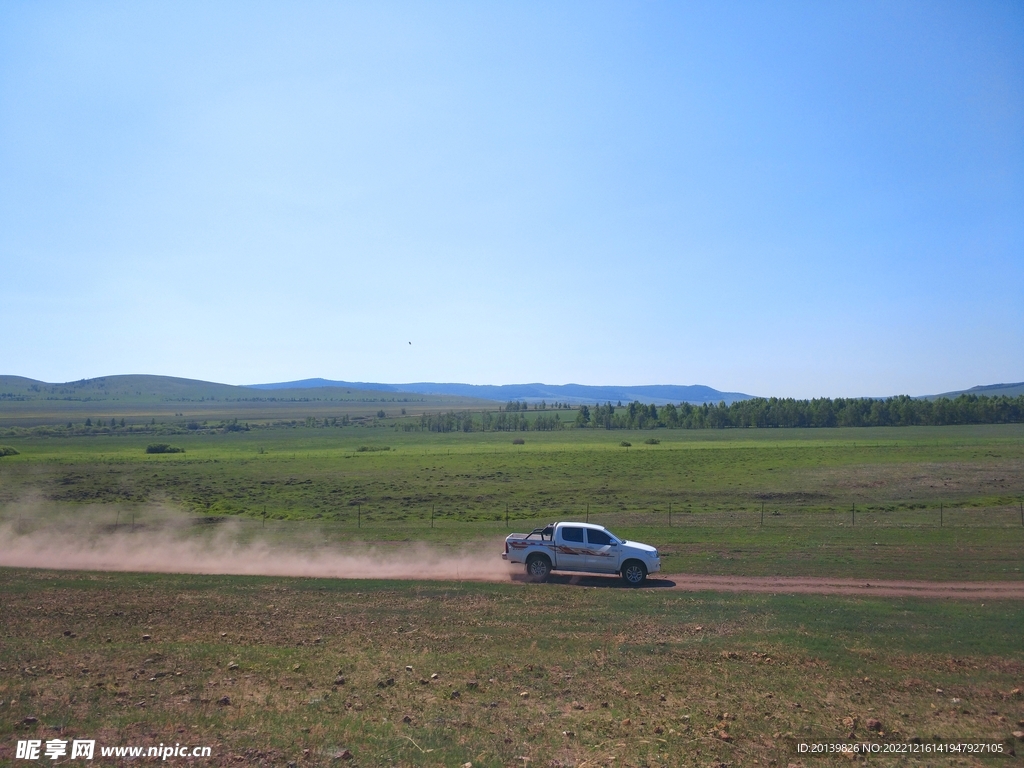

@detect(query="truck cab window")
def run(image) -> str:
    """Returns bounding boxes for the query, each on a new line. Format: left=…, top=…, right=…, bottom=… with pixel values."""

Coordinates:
left=561, top=527, right=584, bottom=543
left=587, top=528, right=612, bottom=546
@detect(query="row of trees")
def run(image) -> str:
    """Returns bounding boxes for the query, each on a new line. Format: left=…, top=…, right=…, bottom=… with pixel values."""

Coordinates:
left=408, top=410, right=566, bottom=433
left=574, top=394, right=1024, bottom=429
left=502, top=400, right=576, bottom=411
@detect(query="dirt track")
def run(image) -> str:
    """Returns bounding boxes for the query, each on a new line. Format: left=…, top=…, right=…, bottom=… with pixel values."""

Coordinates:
left=659, top=573, right=1024, bottom=599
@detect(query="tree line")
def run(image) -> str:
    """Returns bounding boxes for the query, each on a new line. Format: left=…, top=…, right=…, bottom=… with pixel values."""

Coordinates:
left=574, top=394, right=1024, bottom=429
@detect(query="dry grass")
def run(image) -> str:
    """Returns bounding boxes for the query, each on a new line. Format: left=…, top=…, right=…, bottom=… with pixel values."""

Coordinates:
left=2, top=569, right=1022, bottom=767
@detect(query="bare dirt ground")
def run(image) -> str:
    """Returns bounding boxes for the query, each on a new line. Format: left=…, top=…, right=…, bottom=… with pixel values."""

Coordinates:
left=658, top=573, right=1024, bottom=599
left=535, top=572, right=1024, bottom=598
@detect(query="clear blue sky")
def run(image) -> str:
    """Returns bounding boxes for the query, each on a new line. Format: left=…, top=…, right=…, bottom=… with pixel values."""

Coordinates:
left=2, top=1, right=1021, bottom=398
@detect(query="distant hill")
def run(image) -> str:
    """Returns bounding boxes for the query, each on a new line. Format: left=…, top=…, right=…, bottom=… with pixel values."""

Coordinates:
left=923, top=382, right=1024, bottom=400
left=0, top=374, right=493, bottom=428
left=247, top=379, right=755, bottom=406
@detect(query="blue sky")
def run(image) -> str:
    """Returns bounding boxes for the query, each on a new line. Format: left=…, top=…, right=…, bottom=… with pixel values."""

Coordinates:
left=2, top=1, right=1021, bottom=398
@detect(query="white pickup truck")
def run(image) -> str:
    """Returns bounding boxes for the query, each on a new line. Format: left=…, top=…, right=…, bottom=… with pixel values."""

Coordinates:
left=503, top=522, right=661, bottom=585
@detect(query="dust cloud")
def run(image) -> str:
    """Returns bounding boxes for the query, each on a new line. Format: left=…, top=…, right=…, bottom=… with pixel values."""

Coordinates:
left=0, top=511, right=517, bottom=582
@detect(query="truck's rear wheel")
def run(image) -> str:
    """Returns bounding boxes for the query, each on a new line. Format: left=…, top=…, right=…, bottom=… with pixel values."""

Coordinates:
left=526, top=554, right=552, bottom=583
left=621, top=560, right=647, bottom=586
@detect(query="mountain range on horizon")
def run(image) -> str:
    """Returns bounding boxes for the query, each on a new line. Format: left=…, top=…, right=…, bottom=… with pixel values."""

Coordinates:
left=245, top=378, right=1024, bottom=404
left=1, top=374, right=1021, bottom=405
left=245, top=379, right=755, bottom=405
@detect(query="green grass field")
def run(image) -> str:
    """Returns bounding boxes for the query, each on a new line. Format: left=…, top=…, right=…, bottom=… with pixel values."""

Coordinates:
left=2, top=424, right=1022, bottom=580
left=1, top=422, right=1023, bottom=766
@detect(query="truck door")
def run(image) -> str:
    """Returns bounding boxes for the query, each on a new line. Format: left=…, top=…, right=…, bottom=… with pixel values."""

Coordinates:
left=555, top=526, right=589, bottom=572
left=584, top=527, right=619, bottom=572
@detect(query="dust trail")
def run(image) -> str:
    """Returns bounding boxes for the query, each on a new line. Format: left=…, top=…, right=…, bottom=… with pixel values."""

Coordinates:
left=0, top=520, right=516, bottom=582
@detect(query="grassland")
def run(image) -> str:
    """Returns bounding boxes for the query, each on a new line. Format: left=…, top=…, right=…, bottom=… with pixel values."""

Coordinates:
left=1, top=416, right=1023, bottom=765
left=1, top=570, right=1022, bottom=767
left=2, top=424, right=1022, bottom=580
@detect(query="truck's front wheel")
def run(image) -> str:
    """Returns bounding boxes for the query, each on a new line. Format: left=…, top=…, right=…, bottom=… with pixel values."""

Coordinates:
left=621, top=560, right=647, bottom=586
left=526, top=555, right=552, bottom=583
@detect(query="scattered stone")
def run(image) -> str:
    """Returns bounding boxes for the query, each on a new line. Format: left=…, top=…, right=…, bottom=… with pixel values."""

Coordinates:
left=721, top=651, right=740, bottom=660
left=600, top=702, right=609, bottom=708
left=519, top=692, right=530, bottom=698
left=227, top=663, right=238, bottom=671
left=405, top=666, right=413, bottom=672
left=1010, top=688, right=1021, bottom=698
left=336, top=749, right=353, bottom=760
left=221, top=633, right=227, bottom=638
left=462, top=763, right=472, bottom=768
left=695, top=626, right=703, bottom=631
left=909, top=736, right=922, bottom=744
left=450, top=690, right=461, bottom=699
left=1012, top=731, right=1024, bottom=742
left=63, top=630, right=72, bottom=636
left=654, top=726, right=664, bottom=734
left=866, top=718, right=882, bottom=732
left=489, top=702, right=498, bottom=708
left=292, top=664, right=300, bottom=671
left=313, top=637, right=322, bottom=644
left=334, top=676, right=346, bottom=686
left=716, top=730, right=733, bottom=742
left=431, top=673, right=439, bottom=680
left=660, top=694, right=666, bottom=702
left=21, top=716, right=38, bottom=725
left=562, top=731, right=575, bottom=738
left=466, top=680, right=479, bottom=689
left=142, top=635, right=151, bottom=641
left=935, top=688, right=943, bottom=694
left=419, top=679, right=429, bottom=685
left=842, top=717, right=857, bottom=730
left=621, top=718, right=631, bottom=726
left=571, top=701, right=584, bottom=710
left=217, top=696, right=231, bottom=706
left=402, top=715, right=412, bottom=724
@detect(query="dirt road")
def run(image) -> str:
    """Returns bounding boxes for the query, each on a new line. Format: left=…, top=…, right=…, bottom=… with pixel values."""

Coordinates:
left=659, top=573, right=1024, bottom=599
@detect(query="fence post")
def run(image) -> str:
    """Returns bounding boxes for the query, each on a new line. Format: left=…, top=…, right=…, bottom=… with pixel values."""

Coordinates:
left=263, top=505, right=267, bottom=528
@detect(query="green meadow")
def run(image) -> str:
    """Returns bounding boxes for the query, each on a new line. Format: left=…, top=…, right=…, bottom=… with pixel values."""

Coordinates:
left=1, top=423, right=1023, bottom=580
left=2, top=418, right=1024, bottom=765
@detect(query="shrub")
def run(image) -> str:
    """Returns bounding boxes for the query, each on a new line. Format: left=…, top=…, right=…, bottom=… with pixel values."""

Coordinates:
left=644, top=438, right=660, bottom=445
left=619, top=441, right=632, bottom=448
left=146, top=444, right=184, bottom=454
left=356, top=445, right=390, bottom=452
left=512, top=438, right=525, bottom=445
left=0, top=445, right=19, bottom=457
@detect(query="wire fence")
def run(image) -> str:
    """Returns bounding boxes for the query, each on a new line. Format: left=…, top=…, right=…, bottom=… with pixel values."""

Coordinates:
left=3, top=499, right=1023, bottom=535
